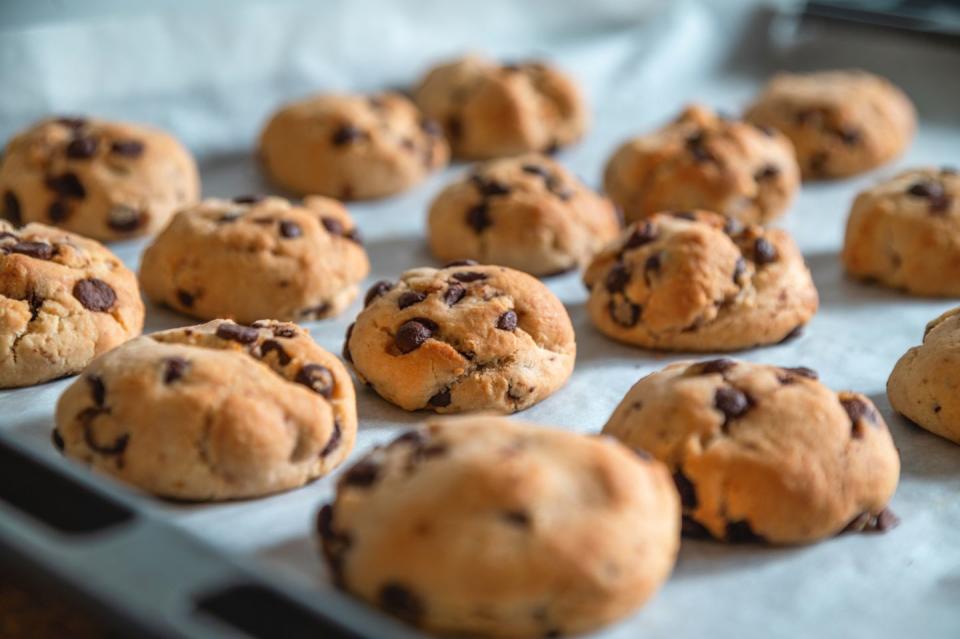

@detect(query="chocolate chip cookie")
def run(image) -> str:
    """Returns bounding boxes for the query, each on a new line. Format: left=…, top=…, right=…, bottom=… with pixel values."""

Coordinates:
left=318, top=415, right=679, bottom=637
left=582, top=211, right=818, bottom=351
left=139, top=195, right=369, bottom=323
left=344, top=262, right=575, bottom=412
left=888, top=307, right=960, bottom=445
left=258, top=92, right=449, bottom=200
left=843, top=167, right=960, bottom=296
left=745, top=70, right=915, bottom=179
left=604, top=105, right=800, bottom=225
left=427, top=154, right=620, bottom=276
left=54, top=319, right=356, bottom=500
left=413, top=55, right=587, bottom=159
left=603, top=359, right=901, bottom=544
left=0, top=221, right=144, bottom=388
left=0, top=116, right=199, bottom=241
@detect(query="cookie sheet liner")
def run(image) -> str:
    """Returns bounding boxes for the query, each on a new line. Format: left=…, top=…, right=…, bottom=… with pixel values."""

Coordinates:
left=1, top=2, right=959, bottom=637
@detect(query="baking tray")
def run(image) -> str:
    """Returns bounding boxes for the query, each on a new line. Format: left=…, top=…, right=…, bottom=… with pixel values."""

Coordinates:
left=2, top=3, right=960, bottom=638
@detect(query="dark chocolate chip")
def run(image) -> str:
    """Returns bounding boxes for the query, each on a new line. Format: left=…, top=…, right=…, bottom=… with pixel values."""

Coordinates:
left=342, top=459, right=379, bottom=487
left=428, top=388, right=452, bottom=407
left=232, top=195, right=263, bottom=204
left=782, top=366, right=817, bottom=380
left=65, top=136, right=99, bottom=159
left=3, top=191, right=21, bottom=225
left=176, top=289, right=194, bottom=308
left=5, top=241, right=54, bottom=260
left=681, top=515, right=713, bottom=539
left=279, top=220, right=302, bottom=238
left=272, top=325, right=297, bottom=339
left=685, top=131, right=715, bottom=163
left=107, top=205, right=144, bottom=232
left=521, top=164, right=550, bottom=178
left=447, top=116, right=462, bottom=140
left=808, top=152, right=828, bottom=175
left=72, top=278, right=116, bottom=312
left=378, top=583, right=424, bottom=624
left=673, top=468, right=698, bottom=509
left=295, top=364, right=334, bottom=398
left=260, top=339, right=292, bottom=366
left=332, top=125, right=365, bottom=146
left=442, top=282, right=466, bottom=306
left=733, top=256, right=746, bottom=282
left=623, top=222, right=657, bottom=249
left=110, top=140, right=145, bottom=157
left=56, top=117, right=87, bottom=129
left=48, top=201, right=69, bottom=222
left=753, top=237, right=778, bottom=265
left=672, top=211, right=697, bottom=221
left=754, top=123, right=776, bottom=137
left=608, top=299, right=640, bottom=327
left=80, top=407, right=129, bottom=456
left=420, top=118, right=442, bottom=137
left=605, top=263, right=630, bottom=293
left=496, top=310, right=518, bottom=331
left=444, top=259, right=477, bottom=268
left=451, top=271, right=487, bottom=283
left=934, top=404, right=942, bottom=413
left=87, top=375, right=106, bottom=407
left=840, top=396, right=876, bottom=438
left=714, top=386, right=751, bottom=426
left=837, top=127, right=861, bottom=146
left=907, top=180, right=943, bottom=198
left=644, top=252, right=662, bottom=275
left=754, top=164, right=780, bottom=181
left=162, top=357, right=189, bottom=384
left=723, top=218, right=744, bottom=236
left=725, top=519, right=766, bottom=544
left=697, top=359, right=736, bottom=375
left=471, top=175, right=511, bottom=197
left=466, top=202, right=492, bottom=232
left=51, top=429, right=65, bottom=452
left=321, top=217, right=345, bottom=236
left=320, top=420, right=342, bottom=457
left=27, top=292, right=43, bottom=320
left=396, top=318, right=438, bottom=354
left=346, top=229, right=364, bottom=245
left=342, top=323, right=355, bottom=364
left=502, top=510, right=531, bottom=527
left=545, top=176, right=573, bottom=201
left=215, top=322, right=259, bottom=344
left=364, top=280, right=394, bottom=307
left=45, top=172, right=86, bottom=199
left=398, top=291, right=427, bottom=309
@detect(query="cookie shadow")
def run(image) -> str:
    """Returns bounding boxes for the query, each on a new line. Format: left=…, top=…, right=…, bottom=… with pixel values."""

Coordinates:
left=803, top=250, right=914, bottom=310
left=254, top=535, right=333, bottom=589
left=354, top=385, right=436, bottom=429
left=142, top=299, right=200, bottom=334
left=670, top=538, right=804, bottom=581
left=869, top=392, right=960, bottom=479
left=198, top=151, right=278, bottom=200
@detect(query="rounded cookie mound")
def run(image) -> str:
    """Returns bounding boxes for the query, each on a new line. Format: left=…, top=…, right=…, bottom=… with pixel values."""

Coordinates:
left=258, top=92, right=449, bottom=200
left=745, top=70, right=915, bottom=179
left=582, top=211, right=817, bottom=351
left=345, top=262, right=575, bottom=413
left=0, top=116, right=199, bottom=241
left=603, top=359, right=901, bottom=544
left=54, top=319, right=356, bottom=500
left=427, top=154, right=620, bottom=276
left=0, top=221, right=144, bottom=388
left=888, top=307, right=960, bottom=445
left=413, top=55, right=587, bottom=160
left=843, top=167, right=960, bottom=296
left=318, top=416, right=679, bottom=638
left=604, top=105, right=799, bottom=225
left=139, top=195, right=369, bottom=323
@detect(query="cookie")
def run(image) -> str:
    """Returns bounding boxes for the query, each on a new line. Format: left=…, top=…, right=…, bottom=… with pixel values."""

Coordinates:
left=582, top=211, right=818, bottom=351
left=744, top=70, right=915, bottom=179
left=0, top=221, right=144, bottom=388
left=258, top=92, right=449, bottom=200
left=427, top=154, right=620, bottom=276
left=139, top=195, right=369, bottom=323
left=413, top=55, right=587, bottom=159
left=344, top=262, right=575, bottom=413
left=0, top=116, right=199, bottom=241
left=53, top=319, right=356, bottom=500
left=888, top=307, right=960, bottom=445
left=318, top=415, right=679, bottom=637
left=604, top=105, right=800, bottom=225
left=842, top=167, right=960, bottom=296
left=603, top=359, right=901, bottom=544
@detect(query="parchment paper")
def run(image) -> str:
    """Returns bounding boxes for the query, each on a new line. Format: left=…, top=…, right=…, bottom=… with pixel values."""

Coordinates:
left=1, top=1, right=959, bottom=637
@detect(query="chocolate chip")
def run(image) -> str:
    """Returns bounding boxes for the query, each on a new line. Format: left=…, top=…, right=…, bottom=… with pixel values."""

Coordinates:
left=809, top=152, right=828, bottom=175
left=753, top=237, right=778, bottom=265
left=332, top=125, right=365, bottom=146
left=782, top=366, right=817, bottom=380
left=442, top=282, right=466, bottom=306
left=378, top=583, right=424, bottom=624
left=45, top=172, right=86, bottom=199
left=56, top=117, right=87, bottom=129
left=608, top=299, right=640, bottom=327
left=176, top=289, right=194, bottom=308
left=779, top=325, right=804, bottom=343
left=215, top=322, right=259, bottom=344
left=364, top=280, right=394, bottom=307
left=545, top=176, right=573, bottom=200
left=272, top=325, right=297, bottom=338
left=682, top=515, right=713, bottom=539
left=725, top=519, right=766, bottom=543
left=6, top=241, right=53, bottom=260
left=754, top=164, right=779, bottom=181
left=345, top=227, right=363, bottom=244
left=502, top=510, right=531, bottom=527
left=3, top=191, right=21, bottom=225
left=673, top=468, right=698, bottom=509
left=471, top=175, right=511, bottom=197
left=644, top=252, right=662, bottom=275
left=163, top=357, right=189, bottom=384
left=398, top=291, right=427, bottom=309
left=840, top=396, right=876, bottom=438
left=466, top=202, right=492, bottom=232
left=81, top=408, right=129, bottom=456
left=65, top=136, right=99, bottom=159
left=623, top=222, right=657, bottom=249
left=51, top=429, right=65, bottom=452
left=317, top=503, right=351, bottom=585
left=714, top=386, right=751, bottom=426
left=342, top=323, right=354, bottom=364
left=733, top=257, right=746, bottom=282
left=87, top=375, right=106, bottom=407
left=452, top=271, right=487, bottom=283
left=320, top=420, right=342, bottom=456
left=321, top=217, right=345, bottom=236
left=107, top=205, right=144, bottom=232
left=723, top=218, right=744, bottom=236
left=279, top=220, right=302, bottom=238
left=445, top=259, right=478, bottom=268
left=605, top=263, right=630, bottom=293
left=686, top=131, right=715, bottom=163
left=341, top=459, right=379, bottom=487
left=447, top=116, right=463, bottom=140
left=260, top=340, right=292, bottom=366
left=837, top=127, right=861, bottom=145
left=396, top=318, right=437, bottom=354
left=420, top=118, right=442, bottom=137
left=27, top=292, right=43, bottom=320
left=48, top=201, right=69, bottom=222
left=930, top=195, right=953, bottom=215
left=696, top=359, right=736, bottom=375
left=294, top=363, right=334, bottom=398
left=428, top=388, right=452, bottom=407
left=233, top=195, right=262, bottom=204
left=543, top=140, right=560, bottom=155
left=672, top=211, right=697, bottom=221
left=521, top=164, right=551, bottom=178
left=110, top=140, right=145, bottom=157
left=934, top=404, right=942, bottom=413
left=844, top=509, right=900, bottom=534
left=908, top=180, right=943, bottom=198
left=73, top=278, right=116, bottom=312
left=496, top=310, right=518, bottom=331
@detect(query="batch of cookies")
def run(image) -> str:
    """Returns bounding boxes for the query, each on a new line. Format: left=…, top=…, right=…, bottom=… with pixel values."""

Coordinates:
left=1, top=53, right=957, bottom=637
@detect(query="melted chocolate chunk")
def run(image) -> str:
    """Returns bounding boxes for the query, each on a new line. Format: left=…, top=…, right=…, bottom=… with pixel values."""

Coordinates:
left=87, top=375, right=106, bottom=407
left=341, top=459, right=379, bottom=487
left=428, top=388, right=452, bottom=407
left=696, top=358, right=736, bottom=375
left=673, top=468, right=698, bottom=509
left=471, top=175, right=511, bottom=197
left=840, top=396, right=876, bottom=438
left=442, top=282, right=466, bottom=306
left=80, top=408, right=129, bottom=456
left=502, top=510, right=531, bottom=527
left=3, top=191, right=21, bottom=225
left=65, top=136, right=99, bottom=159
left=753, top=237, right=778, bottom=265
left=733, top=257, right=746, bottom=282
left=605, top=263, right=630, bottom=293
left=378, top=583, right=425, bottom=624
left=396, top=318, right=438, bottom=354
left=48, top=201, right=69, bottom=222
left=296, top=364, right=335, bottom=398
left=6, top=241, right=54, bottom=260
left=110, top=140, right=145, bottom=157
left=163, top=357, right=189, bottom=384
left=176, top=289, right=194, bottom=308
left=73, top=279, right=116, bottom=312
left=451, top=271, right=487, bottom=283
left=681, top=515, right=713, bottom=539
left=398, top=291, right=427, bottom=309
left=754, top=164, right=780, bottom=181
left=521, top=164, right=551, bottom=178
left=27, top=292, right=44, bottom=320
left=215, top=322, right=259, bottom=344
left=332, top=125, right=366, bottom=146
left=623, top=222, right=657, bottom=249
left=782, top=366, right=817, bottom=380
left=320, top=420, right=342, bottom=457
left=232, top=195, right=262, bottom=204
left=279, top=220, right=302, bottom=238
left=496, top=310, right=518, bottom=331
left=46, top=172, right=86, bottom=199
left=608, top=299, right=640, bottom=327
left=364, top=280, right=394, bottom=307
left=714, top=386, right=752, bottom=427
left=321, top=217, right=345, bottom=236
left=685, top=131, right=715, bottom=163
left=466, top=202, right=492, bottom=232
left=444, top=259, right=477, bottom=268
left=644, top=252, right=662, bottom=275
left=260, top=339, right=292, bottom=366
left=725, top=519, right=766, bottom=543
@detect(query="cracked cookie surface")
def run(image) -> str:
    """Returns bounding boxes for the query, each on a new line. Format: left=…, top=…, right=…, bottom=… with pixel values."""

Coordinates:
left=54, top=319, right=356, bottom=500
left=843, top=167, right=960, bottom=296
left=604, top=105, right=800, bottom=225
left=427, top=154, right=620, bottom=276
left=582, top=210, right=818, bottom=351
left=139, top=195, right=369, bottom=323
left=413, top=55, right=587, bottom=159
left=888, top=307, right=960, bottom=445
left=0, top=116, right=199, bottom=241
left=318, top=415, right=679, bottom=638
left=603, top=359, right=900, bottom=544
left=258, top=92, right=449, bottom=200
left=0, top=221, right=144, bottom=388
left=344, top=262, right=575, bottom=413
left=745, top=70, right=915, bottom=179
